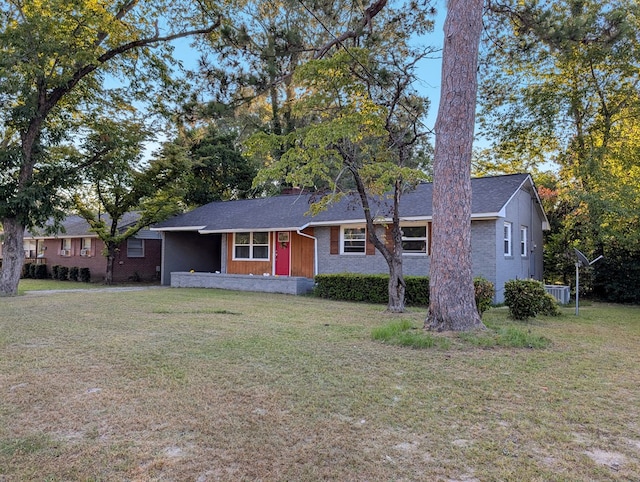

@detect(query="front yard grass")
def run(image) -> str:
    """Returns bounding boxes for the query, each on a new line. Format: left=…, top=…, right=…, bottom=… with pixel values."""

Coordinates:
left=0, top=288, right=638, bottom=481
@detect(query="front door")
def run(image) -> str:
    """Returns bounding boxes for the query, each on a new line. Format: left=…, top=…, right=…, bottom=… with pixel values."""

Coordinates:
left=275, top=231, right=291, bottom=276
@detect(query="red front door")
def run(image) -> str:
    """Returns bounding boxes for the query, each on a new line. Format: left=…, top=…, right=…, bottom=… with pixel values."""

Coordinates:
left=275, top=231, right=291, bottom=276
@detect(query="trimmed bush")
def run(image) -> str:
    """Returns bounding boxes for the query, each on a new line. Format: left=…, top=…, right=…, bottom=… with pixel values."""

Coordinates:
left=69, top=266, right=79, bottom=282
left=34, top=264, right=48, bottom=279
left=314, top=273, right=389, bottom=304
left=315, top=274, right=495, bottom=314
left=51, top=265, right=60, bottom=280
left=58, top=266, right=69, bottom=281
left=22, top=262, right=33, bottom=279
left=474, top=277, right=495, bottom=316
left=79, top=268, right=91, bottom=283
left=504, top=279, right=560, bottom=320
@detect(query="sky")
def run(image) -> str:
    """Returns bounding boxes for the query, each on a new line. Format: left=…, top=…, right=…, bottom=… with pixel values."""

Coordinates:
left=168, top=2, right=447, bottom=130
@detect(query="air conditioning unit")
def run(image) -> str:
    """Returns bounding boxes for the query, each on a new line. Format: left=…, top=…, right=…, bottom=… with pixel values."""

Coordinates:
left=80, top=249, right=89, bottom=256
left=60, top=249, right=70, bottom=256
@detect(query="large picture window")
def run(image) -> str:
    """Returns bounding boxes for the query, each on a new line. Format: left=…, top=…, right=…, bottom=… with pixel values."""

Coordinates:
left=234, top=232, right=270, bottom=260
left=504, top=222, right=512, bottom=257
left=402, top=226, right=427, bottom=254
left=342, top=227, right=366, bottom=254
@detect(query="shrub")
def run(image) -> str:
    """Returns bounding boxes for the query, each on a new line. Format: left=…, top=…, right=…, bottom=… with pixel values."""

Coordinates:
left=58, top=266, right=69, bottom=281
left=79, top=268, right=91, bottom=283
left=34, top=264, right=48, bottom=279
left=51, top=265, right=60, bottom=280
left=316, top=273, right=494, bottom=314
left=504, top=279, right=560, bottom=320
left=69, top=266, right=79, bottom=282
left=539, top=292, right=561, bottom=316
left=314, top=274, right=389, bottom=304
left=22, top=262, right=32, bottom=279
left=474, top=277, right=495, bottom=316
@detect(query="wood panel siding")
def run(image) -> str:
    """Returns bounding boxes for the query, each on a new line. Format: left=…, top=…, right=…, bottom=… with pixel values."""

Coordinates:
left=291, top=229, right=315, bottom=278
left=226, top=233, right=273, bottom=275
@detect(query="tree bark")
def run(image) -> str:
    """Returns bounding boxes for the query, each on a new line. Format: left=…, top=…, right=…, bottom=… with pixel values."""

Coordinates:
left=0, top=218, right=26, bottom=296
left=425, top=0, right=485, bottom=331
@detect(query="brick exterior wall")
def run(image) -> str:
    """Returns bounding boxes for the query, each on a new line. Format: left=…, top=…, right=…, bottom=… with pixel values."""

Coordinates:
left=34, top=237, right=161, bottom=282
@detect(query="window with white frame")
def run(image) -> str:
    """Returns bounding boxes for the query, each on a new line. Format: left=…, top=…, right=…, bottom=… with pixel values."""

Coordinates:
left=503, top=222, right=512, bottom=256
left=23, top=240, right=37, bottom=258
left=127, top=238, right=144, bottom=258
left=342, top=227, right=366, bottom=254
left=401, top=225, right=428, bottom=254
left=60, top=238, right=71, bottom=256
left=233, top=232, right=270, bottom=260
left=520, top=226, right=528, bottom=257
left=81, top=237, right=92, bottom=256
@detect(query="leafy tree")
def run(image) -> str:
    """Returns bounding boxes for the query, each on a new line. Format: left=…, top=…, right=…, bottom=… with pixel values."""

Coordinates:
left=74, top=117, right=185, bottom=285
left=481, top=0, right=640, bottom=301
left=0, top=0, right=221, bottom=296
left=424, top=0, right=486, bottom=331
left=250, top=47, right=432, bottom=312
left=170, top=127, right=258, bottom=207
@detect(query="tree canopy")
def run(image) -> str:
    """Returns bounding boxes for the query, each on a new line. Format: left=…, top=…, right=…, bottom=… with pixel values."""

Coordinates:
left=0, top=0, right=221, bottom=295
left=480, top=0, right=640, bottom=301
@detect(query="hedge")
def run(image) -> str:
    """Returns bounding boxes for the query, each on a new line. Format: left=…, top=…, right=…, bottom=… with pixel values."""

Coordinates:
left=314, top=273, right=494, bottom=313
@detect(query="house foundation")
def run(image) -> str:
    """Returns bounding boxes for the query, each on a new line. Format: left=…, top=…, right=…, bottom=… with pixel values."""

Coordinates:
left=170, top=272, right=315, bottom=295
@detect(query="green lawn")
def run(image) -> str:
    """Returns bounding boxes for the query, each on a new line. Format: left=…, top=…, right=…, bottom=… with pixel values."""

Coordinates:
left=1, top=288, right=638, bottom=481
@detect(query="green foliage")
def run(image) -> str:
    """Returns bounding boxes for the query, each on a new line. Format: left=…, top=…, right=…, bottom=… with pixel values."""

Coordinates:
left=34, top=264, right=48, bottom=280
left=593, top=250, right=640, bottom=303
left=504, top=279, right=560, bottom=320
left=539, top=293, right=562, bottom=316
left=166, top=126, right=257, bottom=207
left=57, top=266, right=69, bottom=281
left=474, top=277, right=495, bottom=316
left=51, top=265, right=60, bottom=280
left=315, top=274, right=495, bottom=314
left=0, top=0, right=219, bottom=296
left=21, top=263, right=32, bottom=279
left=480, top=0, right=640, bottom=301
left=79, top=268, right=91, bottom=283
left=69, top=267, right=79, bottom=282
left=314, top=274, right=389, bottom=304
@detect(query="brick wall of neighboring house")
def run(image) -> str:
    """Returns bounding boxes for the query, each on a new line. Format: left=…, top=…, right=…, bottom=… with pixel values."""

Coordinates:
left=38, top=237, right=161, bottom=282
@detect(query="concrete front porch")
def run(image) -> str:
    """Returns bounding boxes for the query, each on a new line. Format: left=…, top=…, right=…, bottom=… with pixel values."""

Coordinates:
left=170, top=272, right=315, bottom=295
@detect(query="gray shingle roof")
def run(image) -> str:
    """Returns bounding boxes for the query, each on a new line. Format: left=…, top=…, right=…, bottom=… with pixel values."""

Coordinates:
left=26, top=212, right=143, bottom=238
left=153, top=173, right=534, bottom=232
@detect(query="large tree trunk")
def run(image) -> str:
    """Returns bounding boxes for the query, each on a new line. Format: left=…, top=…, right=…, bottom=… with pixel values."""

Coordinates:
left=387, top=249, right=406, bottom=313
left=0, top=218, right=26, bottom=296
left=425, top=0, right=485, bottom=331
left=105, top=245, right=117, bottom=285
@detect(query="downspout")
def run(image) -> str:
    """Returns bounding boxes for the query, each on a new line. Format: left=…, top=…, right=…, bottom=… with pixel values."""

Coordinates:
left=296, top=224, right=318, bottom=277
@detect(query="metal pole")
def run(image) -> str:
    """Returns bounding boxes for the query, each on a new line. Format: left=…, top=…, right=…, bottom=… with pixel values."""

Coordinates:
left=575, top=262, right=580, bottom=316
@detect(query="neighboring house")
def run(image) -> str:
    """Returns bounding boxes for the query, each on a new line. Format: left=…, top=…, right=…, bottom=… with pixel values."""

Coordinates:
left=22, top=213, right=162, bottom=282
left=153, top=173, right=549, bottom=302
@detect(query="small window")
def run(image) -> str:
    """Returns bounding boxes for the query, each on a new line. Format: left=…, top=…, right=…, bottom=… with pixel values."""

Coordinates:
left=60, top=238, right=71, bottom=256
left=81, top=238, right=92, bottom=256
left=342, top=227, right=366, bottom=254
left=233, top=232, right=270, bottom=260
left=402, top=226, right=427, bottom=254
left=23, top=240, right=37, bottom=258
left=127, top=238, right=144, bottom=258
left=503, top=222, right=512, bottom=257
left=520, top=226, right=528, bottom=257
